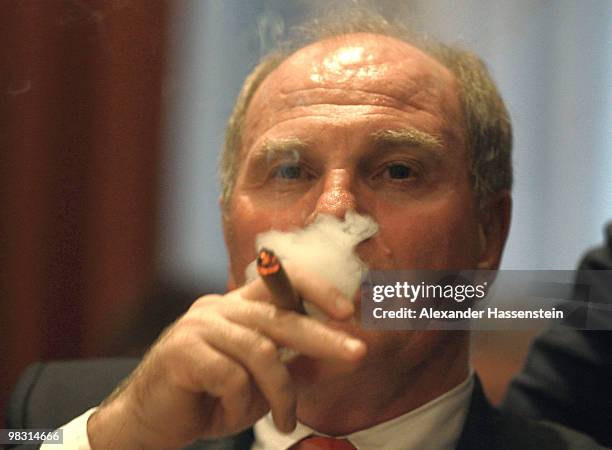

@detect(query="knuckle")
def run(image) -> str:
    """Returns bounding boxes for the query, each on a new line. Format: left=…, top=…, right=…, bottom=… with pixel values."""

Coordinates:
left=161, top=338, right=204, bottom=387
left=167, top=327, right=199, bottom=352
left=194, top=353, right=229, bottom=392
left=157, top=331, right=193, bottom=367
left=225, top=366, right=249, bottom=392
left=272, top=307, right=293, bottom=324
left=261, top=303, right=294, bottom=326
left=189, top=294, right=224, bottom=311
left=253, top=339, right=278, bottom=363
left=170, top=363, right=200, bottom=391
left=254, top=301, right=278, bottom=320
left=209, top=353, right=233, bottom=378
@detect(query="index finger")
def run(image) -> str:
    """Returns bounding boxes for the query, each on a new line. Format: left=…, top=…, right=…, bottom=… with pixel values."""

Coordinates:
left=239, top=262, right=355, bottom=321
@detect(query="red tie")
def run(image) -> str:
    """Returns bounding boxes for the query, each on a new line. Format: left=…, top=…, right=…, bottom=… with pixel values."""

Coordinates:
left=289, top=436, right=357, bottom=450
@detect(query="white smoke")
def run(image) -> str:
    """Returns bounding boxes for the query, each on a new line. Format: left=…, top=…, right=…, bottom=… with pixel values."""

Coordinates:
left=245, top=210, right=378, bottom=317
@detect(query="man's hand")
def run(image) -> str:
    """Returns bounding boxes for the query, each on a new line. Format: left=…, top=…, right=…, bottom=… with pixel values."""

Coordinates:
left=87, top=266, right=366, bottom=450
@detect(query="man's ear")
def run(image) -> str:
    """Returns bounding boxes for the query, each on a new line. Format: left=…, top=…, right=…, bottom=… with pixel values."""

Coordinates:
left=477, top=190, right=512, bottom=270
left=218, top=195, right=227, bottom=217
left=219, top=195, right=236, bottom=292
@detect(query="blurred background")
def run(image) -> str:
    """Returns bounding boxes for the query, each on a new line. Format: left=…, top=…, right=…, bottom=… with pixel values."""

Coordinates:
left=2, top=0, right=611, bottom=424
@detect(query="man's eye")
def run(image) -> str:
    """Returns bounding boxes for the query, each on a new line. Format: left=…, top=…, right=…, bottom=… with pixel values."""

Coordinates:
left=386, top=164, right=412, bottom=179
left=273, top=164, right=303, bottom=180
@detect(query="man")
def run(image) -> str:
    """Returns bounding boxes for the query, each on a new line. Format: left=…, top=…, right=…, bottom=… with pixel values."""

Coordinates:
left=7, top=16, right=606, bottom=450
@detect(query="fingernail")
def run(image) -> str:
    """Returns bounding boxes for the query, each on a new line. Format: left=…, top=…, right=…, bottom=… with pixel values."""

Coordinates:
left=343, top=337, right=365, bottom=354
left=278, top=414, right=296, bottom=434
left=286, top=416, right=297, bottom=432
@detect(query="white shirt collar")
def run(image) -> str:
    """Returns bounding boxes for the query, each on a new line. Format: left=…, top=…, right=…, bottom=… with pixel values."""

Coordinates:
left=252, top=374, right=474, bottom=450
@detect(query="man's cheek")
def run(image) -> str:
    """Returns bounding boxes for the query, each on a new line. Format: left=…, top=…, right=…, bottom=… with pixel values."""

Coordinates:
left=374, top=216, right=471, bottom=268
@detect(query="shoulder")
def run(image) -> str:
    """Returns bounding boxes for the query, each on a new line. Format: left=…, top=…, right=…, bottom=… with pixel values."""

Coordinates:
left=500, top=222, right=612, bottom=446
left=7, top=358, right=139, bottom=430
left=459, top=376, right=607, bottom=450
left=580, top=222, right=612, bottom=270
left=481, top=408, right=608, bottom=450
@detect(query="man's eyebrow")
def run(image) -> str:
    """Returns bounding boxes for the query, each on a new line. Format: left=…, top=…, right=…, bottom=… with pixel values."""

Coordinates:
left=371, top=128, right=444, bottom=150
left=250, top=137, right=310, bottom=162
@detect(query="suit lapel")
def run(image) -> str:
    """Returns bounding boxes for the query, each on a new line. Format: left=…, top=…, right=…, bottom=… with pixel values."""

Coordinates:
left=456, top=376, right=499, bottom=450
left=455, top=376, right=579, bottom=450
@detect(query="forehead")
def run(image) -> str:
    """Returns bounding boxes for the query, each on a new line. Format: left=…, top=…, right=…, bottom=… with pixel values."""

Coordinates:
left=243, top=32, right=462, bottom=150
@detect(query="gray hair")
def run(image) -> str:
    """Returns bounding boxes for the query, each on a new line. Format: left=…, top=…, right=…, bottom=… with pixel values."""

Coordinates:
left=219, top=11, right=512, bottom=209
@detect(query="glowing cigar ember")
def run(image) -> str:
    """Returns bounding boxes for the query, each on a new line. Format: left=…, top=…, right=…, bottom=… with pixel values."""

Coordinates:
left=257, top=247, right=303, bottom=313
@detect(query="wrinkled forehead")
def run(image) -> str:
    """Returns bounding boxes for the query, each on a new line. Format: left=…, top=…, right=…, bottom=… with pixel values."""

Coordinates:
left=243, top=33, right=462, bottom=145
left=279, top=32, right=451, bottom=87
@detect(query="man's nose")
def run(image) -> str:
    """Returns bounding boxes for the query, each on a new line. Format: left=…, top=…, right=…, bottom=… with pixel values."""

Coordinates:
left=310, top=169, right=357, bottom=220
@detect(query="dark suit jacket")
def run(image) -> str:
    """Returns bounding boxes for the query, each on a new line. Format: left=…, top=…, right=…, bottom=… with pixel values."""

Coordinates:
left=6, top=360, right=606, bottom=449
left=502, top=222, right=612, bottom=446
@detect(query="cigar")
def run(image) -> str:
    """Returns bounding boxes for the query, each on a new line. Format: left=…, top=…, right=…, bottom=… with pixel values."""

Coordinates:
left=257, top=247, right=303, bottom=313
